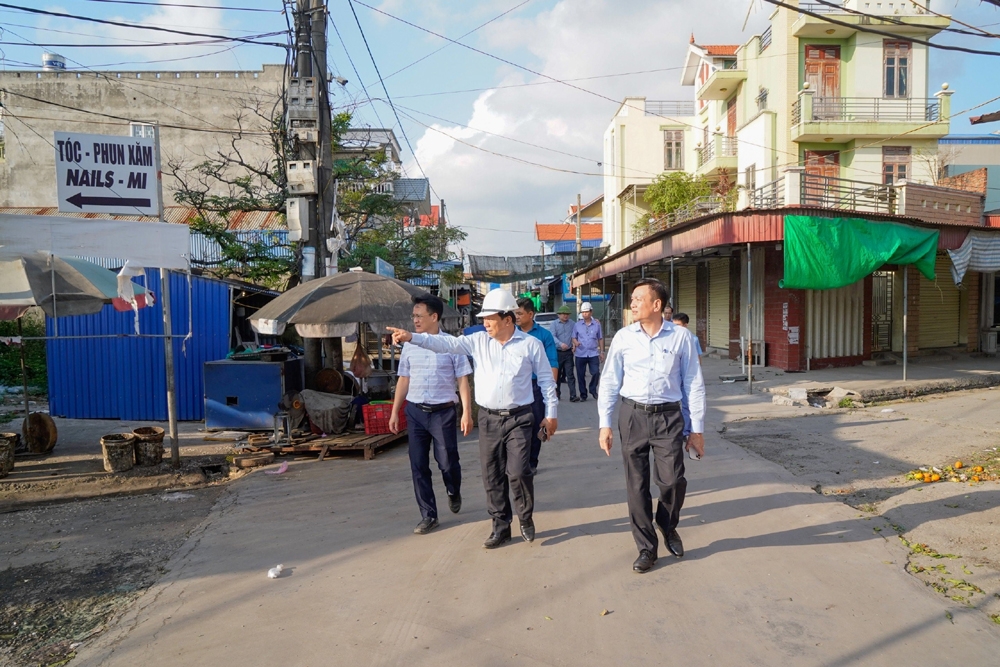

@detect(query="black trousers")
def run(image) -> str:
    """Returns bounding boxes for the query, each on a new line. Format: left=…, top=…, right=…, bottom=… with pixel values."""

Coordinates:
left=618, top=400, right=686, bottom=555
left=529, top=381, right=545, bottom=470
left=556, top=349, right=576, bottom=398
left=478, top=408, right=535, bottom=530
left=406, top=403, right=460, bottom=520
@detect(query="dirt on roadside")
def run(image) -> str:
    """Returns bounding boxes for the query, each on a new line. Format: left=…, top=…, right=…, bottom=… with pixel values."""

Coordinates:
left=0, top=486, right=227, bottom=667
left=721, top=388, right=1000, bottom=626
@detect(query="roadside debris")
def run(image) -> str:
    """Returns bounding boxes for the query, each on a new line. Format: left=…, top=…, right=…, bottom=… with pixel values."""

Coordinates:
left=268, top=564, right=284, bottom=579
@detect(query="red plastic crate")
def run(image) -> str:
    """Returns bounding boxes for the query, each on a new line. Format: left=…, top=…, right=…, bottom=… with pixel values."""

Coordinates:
left=363, top=402, right=405, bottom=435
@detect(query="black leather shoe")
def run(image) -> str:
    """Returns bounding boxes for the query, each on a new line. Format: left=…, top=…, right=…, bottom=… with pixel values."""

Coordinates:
left=413, top=517, right=439, bottom=535
left=483, top=527, right=511, bottom=549
left=579, top=396, right=587, bottom=402
left=570, top=396, right=580, bottom=403
left=666, top=529, right=684, bottom=558
left=448, top=493, right=462, bottom=514
left=520, top=518, right=535, bottom=543
left=633, top=549, right=656, bottom=573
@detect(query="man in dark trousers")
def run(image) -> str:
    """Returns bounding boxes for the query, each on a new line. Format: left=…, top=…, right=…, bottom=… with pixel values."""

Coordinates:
left=597, top=278, right=706, bottom=573
left=514, top=298, right=558, bottom=473
left=388, top=288, right=558, bottom=549
left=551, top=305, right=577, bottom=401
left=572, top=302, right=603, bottom=401
left=390, top=295, right=473, bottom=535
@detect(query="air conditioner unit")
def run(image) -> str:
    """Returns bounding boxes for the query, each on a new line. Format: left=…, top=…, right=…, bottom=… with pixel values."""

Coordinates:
left=286, top=198, right=310, bottom=242
left=286, top=160, right=317, bottom=195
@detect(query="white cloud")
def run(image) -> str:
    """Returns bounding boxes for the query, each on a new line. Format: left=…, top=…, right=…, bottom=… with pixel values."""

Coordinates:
left=406, top=0, right=769, bottom=254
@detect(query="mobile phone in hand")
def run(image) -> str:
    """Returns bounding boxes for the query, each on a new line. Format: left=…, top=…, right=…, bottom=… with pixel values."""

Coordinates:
left=538, top=425, right=548, bottom=442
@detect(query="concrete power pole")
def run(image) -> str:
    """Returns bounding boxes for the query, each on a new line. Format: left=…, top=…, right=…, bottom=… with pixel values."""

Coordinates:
left=575, top=193, right=582, bottom=308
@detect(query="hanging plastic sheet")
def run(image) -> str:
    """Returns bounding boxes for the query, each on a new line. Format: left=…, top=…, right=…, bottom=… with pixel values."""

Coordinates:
left=946, top=229, right=1000, bottom=285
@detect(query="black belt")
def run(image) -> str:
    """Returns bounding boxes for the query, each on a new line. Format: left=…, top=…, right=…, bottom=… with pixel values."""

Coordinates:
left=481, top=404, right=532, bottom=417
left=622, top=397, right=680, bottom=413
left=411, top=401, right=456, bottom=413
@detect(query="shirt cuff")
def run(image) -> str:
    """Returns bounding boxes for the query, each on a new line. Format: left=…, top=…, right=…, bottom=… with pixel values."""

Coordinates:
left=599, top=417, right=612, bottom=429
left=545, top=406, right=557, bottom=420
left=410, top=332, right=427, bottom=345
left=690, top=417, right=704, bottom=434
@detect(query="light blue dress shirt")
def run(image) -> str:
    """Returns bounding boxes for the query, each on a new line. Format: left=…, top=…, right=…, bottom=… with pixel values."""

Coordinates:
left=597, top=320, right=706, bottom=432
left=572, top=318, right=603, bottom=358
left=408, top=329, right=558, bottom=419
left=397, top=332, right=472, bottom=405
left=552, top=318, right=575, bottom=350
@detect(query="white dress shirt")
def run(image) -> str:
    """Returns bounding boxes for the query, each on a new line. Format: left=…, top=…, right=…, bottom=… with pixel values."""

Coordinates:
left=597, top=320, right=706, bottom=432
left=408, top=329, right=558, bottom=419
left=397, top=332, right=472, bottom=405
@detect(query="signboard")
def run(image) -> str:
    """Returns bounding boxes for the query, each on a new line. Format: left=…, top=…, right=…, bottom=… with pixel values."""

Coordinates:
left=54, top=131, right=161, bottom=216
left=375, top=257, right=395, bottom=278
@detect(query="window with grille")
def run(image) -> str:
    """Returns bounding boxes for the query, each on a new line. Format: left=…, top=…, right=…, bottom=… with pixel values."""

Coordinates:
left=130, top=123, right=156, bottom=139
left=883, top=146, right=911, bottom=184
left=756, top=87, right=769, bottom=112
left=745, top=164, right=757, bottom=192
left=663, top=130, right=684, bottom=170
left=884, top=41, right=910, bottom=98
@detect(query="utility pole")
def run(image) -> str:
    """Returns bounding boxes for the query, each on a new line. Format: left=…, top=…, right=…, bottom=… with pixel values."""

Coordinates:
left=574, top=193, right=582, bottom=308
left=291, top=0, right=338, bottom=383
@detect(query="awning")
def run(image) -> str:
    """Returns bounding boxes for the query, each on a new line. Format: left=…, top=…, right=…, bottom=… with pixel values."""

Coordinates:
left=781, top=215, right=938, bottom=290
left=946, top=229, right=1000, bottom=285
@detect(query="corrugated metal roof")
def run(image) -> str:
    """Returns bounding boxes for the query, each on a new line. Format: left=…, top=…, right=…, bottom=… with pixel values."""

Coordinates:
left=0, top=207, right=284, bottom=230
left=940, top=135, right=1000, bottom=145
left=551, top=239, right=602, bottom=253
left=393, top=178, right=430, bottom=202
left=535, top=223, right=602, bottom=242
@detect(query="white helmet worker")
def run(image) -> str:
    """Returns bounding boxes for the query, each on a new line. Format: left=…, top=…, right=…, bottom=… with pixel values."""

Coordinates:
left=477, top=288, right=518, bottom=318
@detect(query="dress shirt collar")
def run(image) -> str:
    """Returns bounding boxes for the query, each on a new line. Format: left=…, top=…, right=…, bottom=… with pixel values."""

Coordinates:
left=629, top=319, right=673, bottom=339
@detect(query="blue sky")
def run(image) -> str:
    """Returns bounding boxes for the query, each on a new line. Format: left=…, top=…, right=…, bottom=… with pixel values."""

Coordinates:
left=4, top=1, right=1000, bottom=253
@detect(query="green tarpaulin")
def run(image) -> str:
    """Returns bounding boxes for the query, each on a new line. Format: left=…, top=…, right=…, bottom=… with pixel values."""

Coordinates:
left=781, top=215, right=938, bottom=290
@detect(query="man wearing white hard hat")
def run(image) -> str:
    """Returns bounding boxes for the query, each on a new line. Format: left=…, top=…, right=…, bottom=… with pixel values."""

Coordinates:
left=388, top=288, right=558, bottom=549
left=572, top=301, right=604, bottom=401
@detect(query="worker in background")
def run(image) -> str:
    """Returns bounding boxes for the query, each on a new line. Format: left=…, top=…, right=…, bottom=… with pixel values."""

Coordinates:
left=389, top=295, right=473, bottom=536
left=387, top=288, right=558, bottom=550
left=572, top=302, right=604, bottom=401
left=551, top=305, right=577, bottom=402
left=515, top=298, right=558, bottom=473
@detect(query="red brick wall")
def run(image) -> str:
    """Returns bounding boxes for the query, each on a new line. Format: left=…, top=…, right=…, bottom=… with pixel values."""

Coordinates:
left=967, top=272, right=980, bottom=352
left=905, top=266, right=921, bottom=354
left=939, top=168, right=988, bottom=195
left=729, top=254, right=742, bottom=360
left=696, top=263, right=709, bottom=351
left=763, top=246, right=806, bottom=371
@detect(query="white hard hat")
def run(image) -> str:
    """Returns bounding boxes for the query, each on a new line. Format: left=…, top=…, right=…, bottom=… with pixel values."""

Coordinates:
left=477, top=288, right=518, bottom=317
left=580, top=302, right=593, bottom=312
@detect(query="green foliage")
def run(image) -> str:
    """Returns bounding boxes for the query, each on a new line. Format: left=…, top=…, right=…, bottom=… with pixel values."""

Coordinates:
left=643, top=172, right=713, bottom=217
left=342, top=223, right=468, bottom=282
left=0, top=318, right=47, bottom=394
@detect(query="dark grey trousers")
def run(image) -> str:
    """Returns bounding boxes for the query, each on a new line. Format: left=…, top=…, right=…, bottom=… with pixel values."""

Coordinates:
left=618, top=400, right=686, bottom=555
left=478, top=408, right=535, bottom=530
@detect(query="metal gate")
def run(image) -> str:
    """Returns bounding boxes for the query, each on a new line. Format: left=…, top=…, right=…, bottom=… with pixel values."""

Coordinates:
left=741, top=248, right=765, bottom=342
left=708, top=259, right=730, bottom=349
left=871, top=271, right=893, bottom=352
left=918, top=256, right=961, bottom=348
left=806, top=279, right=864, bottom=359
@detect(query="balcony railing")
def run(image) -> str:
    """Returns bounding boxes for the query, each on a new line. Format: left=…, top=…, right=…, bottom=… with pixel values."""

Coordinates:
left=645, top=100, right=696, bottom=117
left=339, top=180, right=394, bottom=194
left=800, top=174, right=897, bottom=214
left=636, top=195, right=728, bottom=241
left=748, top=177, right=785, bottom=208
left=697, top=136, right=738, bottom=167
left=800, top=1, right=932, bottom=16
left=799, top=1, right=845, bottom=12
left=811, top=97, right=940, bottom=122
left=759, top=26, right=772, bottom=53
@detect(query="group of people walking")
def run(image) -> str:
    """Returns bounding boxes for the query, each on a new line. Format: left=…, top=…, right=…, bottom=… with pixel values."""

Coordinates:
left=387, top=278, right=705, bottom=573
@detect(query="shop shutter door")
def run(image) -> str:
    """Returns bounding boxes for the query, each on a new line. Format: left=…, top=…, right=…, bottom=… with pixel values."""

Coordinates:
left=675, top=267, right=697, bottom=320
left=806, top=280, right=864, bottom=359
left=918, top=256, right=961, bottom=348
left=708, top=259, right=730, bottom=349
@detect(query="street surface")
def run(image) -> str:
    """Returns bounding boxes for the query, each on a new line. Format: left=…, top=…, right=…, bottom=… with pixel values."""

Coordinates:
left=65, top=386, right=999, bottom=666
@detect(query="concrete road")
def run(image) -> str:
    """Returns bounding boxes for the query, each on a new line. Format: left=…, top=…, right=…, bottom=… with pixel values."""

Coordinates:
left=75, top=398, right=1000, bottom=666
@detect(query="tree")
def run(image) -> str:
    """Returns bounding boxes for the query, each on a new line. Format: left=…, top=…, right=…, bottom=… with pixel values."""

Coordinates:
left=342, top=223, right=467, bottom=283
left=643, top=171, right=713, bottom=216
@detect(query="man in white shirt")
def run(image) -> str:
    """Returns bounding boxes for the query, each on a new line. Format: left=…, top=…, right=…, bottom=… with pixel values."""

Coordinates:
left=389, top=294, right=473, bottom=536
left=388, top=288, right=558, bottom=549
left=598, top=279, right=706, bottom=573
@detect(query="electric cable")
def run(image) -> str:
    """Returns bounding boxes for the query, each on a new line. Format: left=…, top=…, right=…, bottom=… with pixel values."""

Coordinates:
left=81, top=0, right=282, bottom=12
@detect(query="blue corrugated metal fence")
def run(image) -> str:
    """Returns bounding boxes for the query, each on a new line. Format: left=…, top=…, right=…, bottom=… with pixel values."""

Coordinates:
left=45, top=271, right=232, bottom=421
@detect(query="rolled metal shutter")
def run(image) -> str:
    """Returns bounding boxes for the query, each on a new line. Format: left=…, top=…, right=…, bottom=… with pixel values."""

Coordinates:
left=806, top=279, right=864, bottom=359
left=708, top=259, right=730, bottom=349
left=918, top=256, right=961, bottom=348
left=675, top=266, right=697, bottom=321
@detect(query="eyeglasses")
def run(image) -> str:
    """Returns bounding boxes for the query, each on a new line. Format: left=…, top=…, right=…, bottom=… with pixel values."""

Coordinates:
left=411, top=314, right=427, bottom=320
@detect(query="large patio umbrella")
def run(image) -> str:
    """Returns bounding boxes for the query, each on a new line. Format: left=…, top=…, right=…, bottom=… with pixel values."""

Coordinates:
left=0, top=253, right=151, bottom=320
left=251, top=270, right=459, bottom=338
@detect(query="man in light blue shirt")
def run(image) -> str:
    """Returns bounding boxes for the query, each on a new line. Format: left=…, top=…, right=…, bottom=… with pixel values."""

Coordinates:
left=671, top=312, right=703, bottom=439
left=388, top=288, right=558, bottom=550
left=389, top=294, right=473, bottom=536
left=551, top=305, right=577, bottom=401
left=515, top=297, right=559, bottom=473
left=598, top=279, right=706, bottom=574
left=572, top=302, right=604, bottom=401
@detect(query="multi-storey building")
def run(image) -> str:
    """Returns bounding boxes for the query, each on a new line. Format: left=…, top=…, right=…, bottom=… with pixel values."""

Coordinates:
left=585, top=1, right=1000, bottom=369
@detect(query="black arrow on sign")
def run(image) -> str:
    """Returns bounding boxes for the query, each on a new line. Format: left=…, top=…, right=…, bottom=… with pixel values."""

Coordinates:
left=66, top=193, right=151, bottom=209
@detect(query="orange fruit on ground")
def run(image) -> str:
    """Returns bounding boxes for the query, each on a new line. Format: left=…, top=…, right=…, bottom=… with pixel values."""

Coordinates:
left=955, top=461, right=964, bottom=469
left=972, top=476, right=980, bottom=483
left=973, top=466, right=984, bottom=473
left=930, top=474, right=941, bottom=482
left=923, top=476, right=932, bottom=483
left=913, top=472, right=924, bottom=480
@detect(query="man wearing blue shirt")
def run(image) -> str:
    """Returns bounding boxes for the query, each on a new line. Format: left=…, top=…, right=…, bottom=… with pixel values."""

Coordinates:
left=515, top=298, right=559, bottom=473
left=551, top=305, right=577, bottom=401
left=388, top=289, right=558, bottom=550
left=598, top=279, right=706, bottom=574
left=572, top=302, right=604, bottom=401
